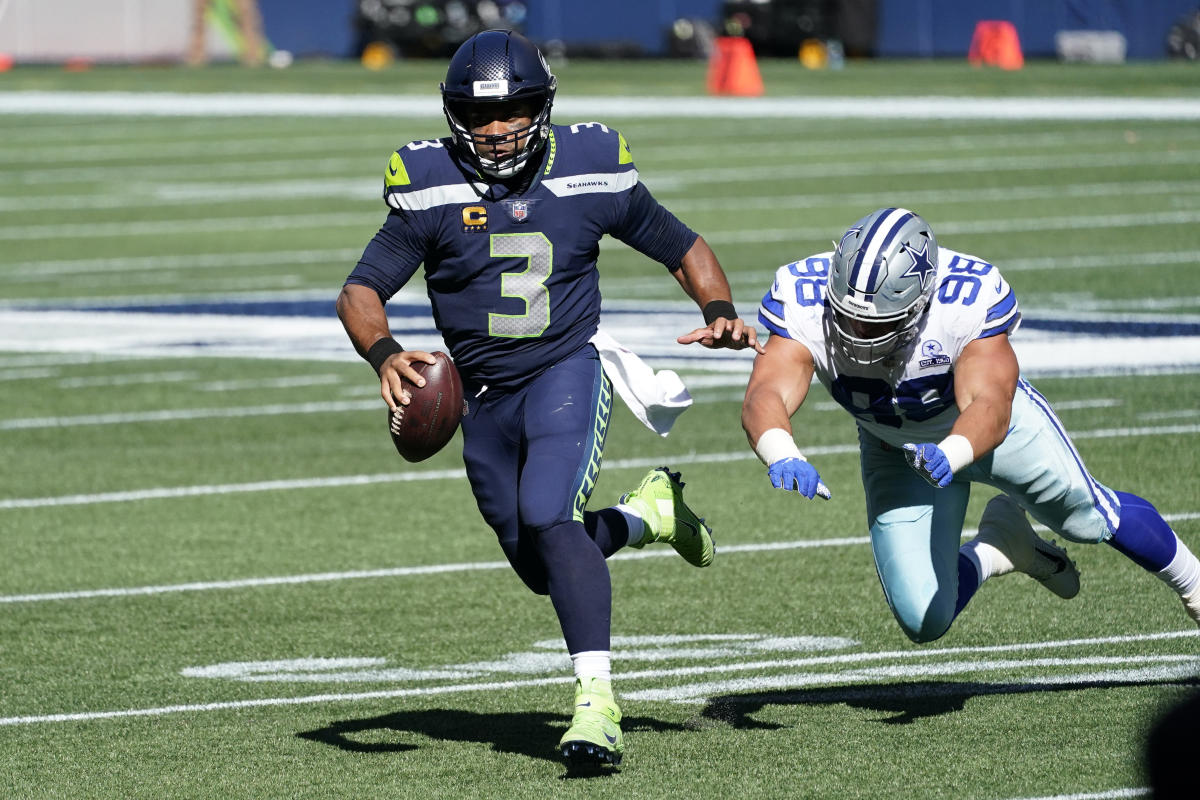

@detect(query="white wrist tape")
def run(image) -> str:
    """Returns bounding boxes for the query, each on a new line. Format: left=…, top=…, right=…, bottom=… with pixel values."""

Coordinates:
left=937, top=433, right=975, bottom=474
left=754, top=428, right=804, bottom=465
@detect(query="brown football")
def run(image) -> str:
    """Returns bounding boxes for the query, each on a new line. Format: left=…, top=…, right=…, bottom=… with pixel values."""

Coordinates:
left=387, top=352, right=465, bottom=462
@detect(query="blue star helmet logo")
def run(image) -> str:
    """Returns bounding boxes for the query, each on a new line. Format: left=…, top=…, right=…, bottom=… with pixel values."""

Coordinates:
left=900, top=240, right=936, bottom=289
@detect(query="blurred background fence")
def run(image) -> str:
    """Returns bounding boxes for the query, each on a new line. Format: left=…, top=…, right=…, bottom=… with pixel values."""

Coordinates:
left=0, top=0, right=1198, bottom=65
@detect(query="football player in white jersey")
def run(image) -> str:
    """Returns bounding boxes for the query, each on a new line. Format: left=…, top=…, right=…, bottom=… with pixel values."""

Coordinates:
left=742, top=207, right=1200, bottom=641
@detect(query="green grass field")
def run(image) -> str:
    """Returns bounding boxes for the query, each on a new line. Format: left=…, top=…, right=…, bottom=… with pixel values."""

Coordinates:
left=1, top=58, right=1198, bottom=799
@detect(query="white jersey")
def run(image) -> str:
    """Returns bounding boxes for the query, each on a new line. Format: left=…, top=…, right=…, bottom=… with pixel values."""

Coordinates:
left=757, top=246, right=1021, bottom=448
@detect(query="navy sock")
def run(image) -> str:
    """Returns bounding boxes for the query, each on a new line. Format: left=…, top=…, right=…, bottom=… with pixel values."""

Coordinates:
left=582, top=508, right=630, bottom=557
left=535, top=520, right=612, bottom=653
left=1107, top=491, right=1178, bottom=572
left=954, top=552, right=980, bottom=616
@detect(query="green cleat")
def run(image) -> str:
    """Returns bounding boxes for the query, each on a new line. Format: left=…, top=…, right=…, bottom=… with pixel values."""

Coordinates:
left=621, top=467, right=714, bottom=568
left=559, top=677, right=624, bottom=769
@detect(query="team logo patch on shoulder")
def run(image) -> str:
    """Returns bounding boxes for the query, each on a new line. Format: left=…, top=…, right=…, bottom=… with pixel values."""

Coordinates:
left=385, top=151, right=410, bottom=188
left=919, top=339, right=951, bottom=369
left=461, top=205, right=488, bottom=232
left=618, top=132, right=634, bottom=165
left=503, top=199, right=537, bottom=224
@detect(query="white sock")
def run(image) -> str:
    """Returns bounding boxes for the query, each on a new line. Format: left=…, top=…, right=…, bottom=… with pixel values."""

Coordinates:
left=961, top=539, right=1012, bottom=580
left=613, top=504, right=646, bottom=547
left=1158, top=537, right=1200, bottom=597
left=571, top=650, right=611, bottom=683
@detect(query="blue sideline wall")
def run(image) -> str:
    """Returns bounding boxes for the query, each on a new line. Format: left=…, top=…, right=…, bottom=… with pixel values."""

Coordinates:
left=522, top=0, right=723, bottom=53
left=876, top=0, right=1200, bottom=59
left=254, top=0, right=722, bottom=58
left=257, top=0, right=1199, bottom=60
left=257, top=0, right=358, bottom=57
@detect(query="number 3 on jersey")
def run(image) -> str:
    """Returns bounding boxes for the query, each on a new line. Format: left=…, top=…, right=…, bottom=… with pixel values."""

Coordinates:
left=488, top=232, right=553, bottom=338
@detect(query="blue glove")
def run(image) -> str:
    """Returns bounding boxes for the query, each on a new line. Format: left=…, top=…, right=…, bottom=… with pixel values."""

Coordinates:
left=903, top=442, right=953, bottom=488
left=768, top=458, right=831, bottom=500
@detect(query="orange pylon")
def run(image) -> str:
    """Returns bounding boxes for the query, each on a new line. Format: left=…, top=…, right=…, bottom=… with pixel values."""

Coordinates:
left=707, top=37, right=764, bottom=96
left=968, top=20, right=1024, bottom=70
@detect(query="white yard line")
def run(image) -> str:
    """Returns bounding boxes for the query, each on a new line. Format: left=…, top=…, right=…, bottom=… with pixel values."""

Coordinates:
left=3, top=172, right=1198, bottom=216
left=0, top=183, right=378, bottom=212
left=195, top=374, right=343, bottom=392
left=4, top=249, right=1193, bottom=304
left=1071, top=424, right=1200, bottom=440
left=3, top=422, right=1199, bottom=509
left=1, top=303, right=1193, bottom=372
left=5, top=205, right=1199, bottom=244
left=0, top=448, right=850, bottom=511
left=0, top=212, right=373, bottom=240
left=9, top=125, right=1199, bottom=167
left=5, top=143, right=1194, bottom=189
left=1138, top=409, right=1200, bottom=421
left=0, top=399, right=382, bottom=430
left=1051, top=399, right=1123, bottom=410
left=651, top=149, right=1200, bottom=191
left=0, top=250, right=361, bottom=278
left=56, top=371, right=198, bottom=388
left=7, top=156, right=369, bottom=186
left=0, top=366, right=58, bottom=381
left=664, top=179, right=1200, bottom=213
left=0, top=134, right=380, bottom=164
left=3, top=92, right=1200, bottom=120
left=0, top=537, right=867, bottom=604
left=1, top=509, right=1197, bottom=605
left=1009, top=790, right=1149, bottom=800
left=0, top=630, right=1194, bottom=727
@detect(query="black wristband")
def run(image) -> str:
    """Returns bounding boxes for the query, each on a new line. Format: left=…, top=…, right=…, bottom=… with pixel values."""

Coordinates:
left=702, top=299, right=738, bottom=325
left=365, top=337, right=404, bottom=375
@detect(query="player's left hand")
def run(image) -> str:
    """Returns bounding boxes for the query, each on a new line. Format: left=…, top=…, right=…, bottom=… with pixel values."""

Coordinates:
left=677, top=317, right=765, bottom=353
left=903, top=442, right=953, bottom=488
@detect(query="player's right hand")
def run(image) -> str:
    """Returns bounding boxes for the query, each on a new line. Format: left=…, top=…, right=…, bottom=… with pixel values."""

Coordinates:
left=902, top=442, right=953, bottom=488
left=380, top=350, right=437, bottom=410
left=767, top=458, right=831, bottom=500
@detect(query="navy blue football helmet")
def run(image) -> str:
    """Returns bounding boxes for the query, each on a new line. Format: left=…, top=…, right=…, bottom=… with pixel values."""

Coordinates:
left=440, top=30, right=556, bottom=179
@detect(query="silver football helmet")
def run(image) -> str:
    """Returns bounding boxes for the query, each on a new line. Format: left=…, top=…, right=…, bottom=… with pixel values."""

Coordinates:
left=825, top=207, right=938, bottom=365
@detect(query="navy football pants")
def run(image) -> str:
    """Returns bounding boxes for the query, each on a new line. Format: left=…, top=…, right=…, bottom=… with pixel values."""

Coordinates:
left=460, top=345, right=625, bottom=653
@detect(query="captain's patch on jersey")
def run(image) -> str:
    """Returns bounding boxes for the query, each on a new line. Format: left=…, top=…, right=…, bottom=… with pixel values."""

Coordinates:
left=461, top=205, right=487, bottom=232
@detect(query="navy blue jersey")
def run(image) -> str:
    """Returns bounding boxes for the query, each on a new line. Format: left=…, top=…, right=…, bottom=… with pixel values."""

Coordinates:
left=346, top=123, right=697, bottom=388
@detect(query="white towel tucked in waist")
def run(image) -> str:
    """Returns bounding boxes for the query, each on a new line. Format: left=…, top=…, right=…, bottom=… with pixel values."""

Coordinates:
left=590, top=329, right=692, bottom=437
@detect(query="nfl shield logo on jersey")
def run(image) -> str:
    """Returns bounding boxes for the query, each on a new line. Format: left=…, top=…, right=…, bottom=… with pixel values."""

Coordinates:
left=504, top=199, right=534, bottom=223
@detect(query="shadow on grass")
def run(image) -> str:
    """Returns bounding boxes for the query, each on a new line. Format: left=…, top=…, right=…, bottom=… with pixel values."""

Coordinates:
left=297, top=708, right=689, bottom=775
left=697, top=676, right=1200, bottom=728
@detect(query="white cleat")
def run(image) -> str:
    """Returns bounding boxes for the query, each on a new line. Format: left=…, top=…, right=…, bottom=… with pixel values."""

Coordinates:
left=976, top=494, right=1081, bottom=599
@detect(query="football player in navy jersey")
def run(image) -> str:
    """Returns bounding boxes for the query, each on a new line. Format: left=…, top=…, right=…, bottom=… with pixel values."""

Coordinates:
left=742, top=207, right=1200, bottom=642
left=336, top=29, right=761, bottom=769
